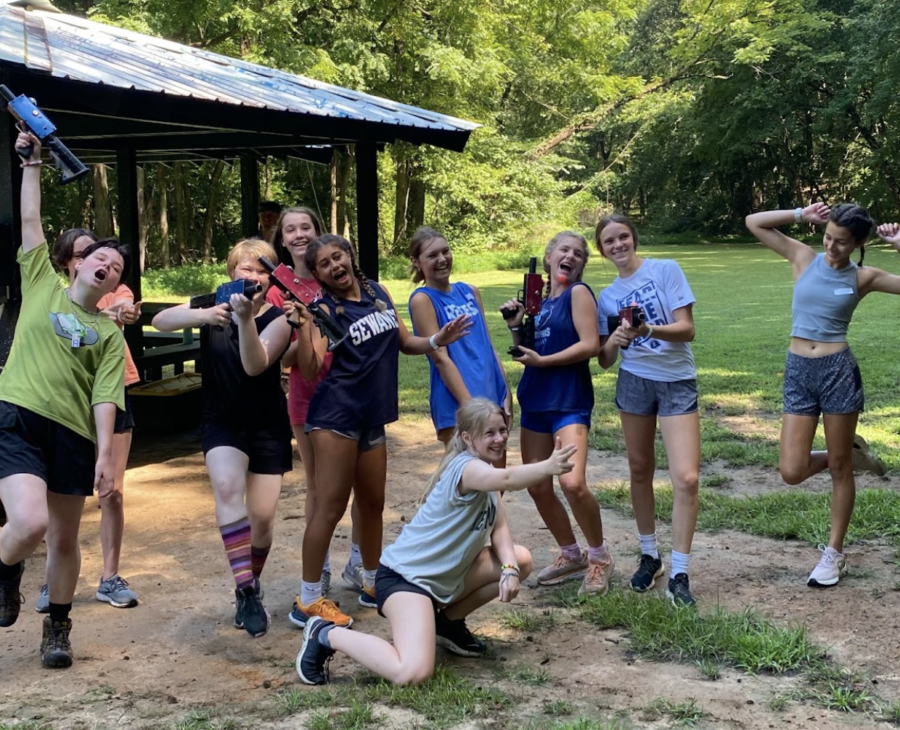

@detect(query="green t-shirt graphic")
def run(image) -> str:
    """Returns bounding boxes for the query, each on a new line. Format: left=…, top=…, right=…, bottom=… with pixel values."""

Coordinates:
left=0, top=243, right=125, bottom=442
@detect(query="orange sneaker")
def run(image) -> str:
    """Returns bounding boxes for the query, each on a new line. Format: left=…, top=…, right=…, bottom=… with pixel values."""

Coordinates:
left=578, top=553, right=615, bottom=596
left=289, top=596, right=353, bottom=629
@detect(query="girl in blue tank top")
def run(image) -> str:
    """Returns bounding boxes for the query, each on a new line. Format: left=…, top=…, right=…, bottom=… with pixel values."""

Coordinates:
left=408, top=227, right=511, bottom=445
left=287, top=234, right=472, bottom=630
left=502, top=231, right=616, bottom=597
left=746, top=203, right=900, bottom=589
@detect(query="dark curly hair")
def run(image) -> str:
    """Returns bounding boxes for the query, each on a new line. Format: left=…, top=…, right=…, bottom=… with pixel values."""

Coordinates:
left=305, top=234, right=385, bottom=314
left=829, top=204, right=873, bottom=266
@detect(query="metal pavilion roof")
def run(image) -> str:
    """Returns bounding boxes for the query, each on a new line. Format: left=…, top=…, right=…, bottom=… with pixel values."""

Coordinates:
left=0, top=4, right=479, bottom=160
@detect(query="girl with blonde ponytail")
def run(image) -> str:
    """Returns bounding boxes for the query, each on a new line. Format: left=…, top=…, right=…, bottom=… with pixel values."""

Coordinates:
left=296, top=397, right=577, bottom=686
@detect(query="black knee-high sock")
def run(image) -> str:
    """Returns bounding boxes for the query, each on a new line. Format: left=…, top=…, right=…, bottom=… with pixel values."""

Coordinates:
left=0, top=557, right=21, bottom=580
left=49, top=603, right=72, bottom=623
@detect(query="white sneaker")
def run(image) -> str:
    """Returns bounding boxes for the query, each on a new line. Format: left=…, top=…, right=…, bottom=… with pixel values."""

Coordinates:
left=807, top=546, right=847, bottom=587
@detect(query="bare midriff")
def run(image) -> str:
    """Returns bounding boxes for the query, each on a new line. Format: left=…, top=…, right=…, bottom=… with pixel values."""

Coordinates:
left=789, top=337, right=848, bottom=357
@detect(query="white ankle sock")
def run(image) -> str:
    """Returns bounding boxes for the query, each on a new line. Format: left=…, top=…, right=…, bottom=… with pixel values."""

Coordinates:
left=362, top=568, right=377, bottom=590
left=639, top=533, right=660, bottom=560
left=301, top=580, right=322, bottom=606
left=349, top=543, right=362, bottom=568
left=670, top=551, right=690, bottom=577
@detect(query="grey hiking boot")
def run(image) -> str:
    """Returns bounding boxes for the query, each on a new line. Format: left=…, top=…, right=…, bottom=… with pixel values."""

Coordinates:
left=96, top=575, right=138, bottom=608
left=35, top=583, right=49, bottom=614
left=41, top=616, right=74, bottom=668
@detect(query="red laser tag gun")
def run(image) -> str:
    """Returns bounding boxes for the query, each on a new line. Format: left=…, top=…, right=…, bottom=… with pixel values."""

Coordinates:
left=189, top=279, right=261, bottom=309
left=500, top=256, right=544, bottom=357
left=259, top=258, right=349, bottom=351
left=1, top=85, right=89, bottom=185
left=606, top=304, right=645, bottom=350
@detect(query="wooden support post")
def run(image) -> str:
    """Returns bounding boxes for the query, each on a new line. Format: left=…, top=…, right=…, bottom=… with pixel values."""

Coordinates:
left=355, top=142, right=379, bottom=281
left=0, top=103, right=23, bottom=369
left=240, top=154, right=259, bottom=239
left=116, top=148, right=144, bottom=360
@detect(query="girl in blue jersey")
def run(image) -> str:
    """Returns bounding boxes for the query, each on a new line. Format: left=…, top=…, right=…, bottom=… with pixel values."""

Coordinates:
left=295, top=397, right=576, bottom=686
left=408, top=227, right=512, bottom=446
left=596, top=214, right=700, bottom=607
left=502, top=231, right=614, bottom=596
left=746, top=204, right=900, bottom=588
left=288, top=234, right=471, bottom=629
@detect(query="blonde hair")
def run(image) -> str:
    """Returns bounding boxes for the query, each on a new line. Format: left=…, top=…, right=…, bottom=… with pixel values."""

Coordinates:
left=419, top=397, right=505, bottom=504
left=226, top=239, right=278, bottom=279
left=542, top=231, right=589, bottom=298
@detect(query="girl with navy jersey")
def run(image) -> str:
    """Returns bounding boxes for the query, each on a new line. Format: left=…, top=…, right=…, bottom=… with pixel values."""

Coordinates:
left=501, top=231, right=615, bottom=596
left=295, top=397, right=575, bottom=687
left=287, top=234, right=471, bottom=630
left=408, top=227, right=512, bottom=445
left=596, top=214, right=700, bottom=607
left=152, top=239, right=292, bottom=638
left=746, top=204, right=900, bottom=588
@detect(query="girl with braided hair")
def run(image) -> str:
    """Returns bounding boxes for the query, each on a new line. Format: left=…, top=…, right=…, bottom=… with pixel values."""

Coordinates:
left=501, top=231, right=615, bottom=597
left=287, top=234, right=472, bottom=629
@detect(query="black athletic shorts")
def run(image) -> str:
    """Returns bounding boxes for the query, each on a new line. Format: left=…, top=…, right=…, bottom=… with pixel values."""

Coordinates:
left=114, top=388, right=135, bottom=434
left=375, top=563, right=438, bottom=617
left=200, top=417, right=293, bottom=475
left=0, top=401, right=96, bottom=496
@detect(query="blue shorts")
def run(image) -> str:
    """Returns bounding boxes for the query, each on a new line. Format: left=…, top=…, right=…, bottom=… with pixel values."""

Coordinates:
left=783, top=348, right=863, bottom=416
left=520, top=410, right=591, bottom=434
left=615, top=369, right=698, bottom=417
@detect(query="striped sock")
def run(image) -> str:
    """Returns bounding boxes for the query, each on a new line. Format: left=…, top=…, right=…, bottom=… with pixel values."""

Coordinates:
left=220, top=518, right=253, bottom=590
left=250, top=544, right=271, bottom=579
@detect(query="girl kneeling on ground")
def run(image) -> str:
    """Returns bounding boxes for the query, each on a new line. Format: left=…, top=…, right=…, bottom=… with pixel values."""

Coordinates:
left=746, top=203, right=899, bottom=587
left=296, top=397, right=576, bottom=685
left=152, top=239, right=292, bottom=636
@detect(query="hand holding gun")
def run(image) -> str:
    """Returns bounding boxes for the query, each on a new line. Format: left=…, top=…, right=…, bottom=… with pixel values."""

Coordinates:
left=1, top=85, right=89, bottom=185
left=606, top=304, right=645, bottom=350
left=499, top=256, right=544, bottom=357
left=259, top=258, right=348, bottom=351
left=189, top=280, right=261, bottom=310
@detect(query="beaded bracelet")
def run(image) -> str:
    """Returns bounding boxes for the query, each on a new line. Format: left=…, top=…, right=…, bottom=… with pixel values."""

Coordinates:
left=20, top=160, right=42, bottom=168
left=500, top=564, right=519, bottom=574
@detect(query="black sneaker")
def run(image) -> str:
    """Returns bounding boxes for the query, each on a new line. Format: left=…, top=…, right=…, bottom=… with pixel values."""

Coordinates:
left=666, top=573, right=696, bottom=608
left=0, top=560, right=25, bottom=627
left=234, top=580, right=269, bottom=638
left=435, top=612, right=486, bottom=657
left=40, top=616, right=74, bottom=668
left=630, top=554, right=664, bottom=593
left=296, top=616, right=335, bottom=685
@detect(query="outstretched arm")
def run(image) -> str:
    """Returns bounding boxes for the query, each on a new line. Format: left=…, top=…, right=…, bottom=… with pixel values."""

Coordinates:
left=410, top=291, right=472, bottom=404
left=459, top=438, right=576, bottom=494
left=858, top=223, right=900, bottom=296
left=381, top=285, right=473, bottom=355
left=17, top=132, right=44, bottom=253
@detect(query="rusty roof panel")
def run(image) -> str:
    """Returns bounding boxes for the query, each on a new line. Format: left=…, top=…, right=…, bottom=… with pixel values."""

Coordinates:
left=0, top=5, right=478, bottom=139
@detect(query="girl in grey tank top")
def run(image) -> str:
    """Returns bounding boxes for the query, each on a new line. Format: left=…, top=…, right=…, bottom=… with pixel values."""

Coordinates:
left=746, top=203, right=900, bottom=590
left=295, top=398, right=577, bottom=687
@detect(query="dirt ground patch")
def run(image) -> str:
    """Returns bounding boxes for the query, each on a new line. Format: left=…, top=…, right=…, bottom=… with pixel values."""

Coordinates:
left=2, top=416, right=900, bottom=729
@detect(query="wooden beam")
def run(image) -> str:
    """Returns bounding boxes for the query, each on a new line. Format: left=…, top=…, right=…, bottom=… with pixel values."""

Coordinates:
left=116, top=148, right=144, bottom=359
left=240, top=155, right=259, bottom=239
left=355, top=142, right=379, bottom=281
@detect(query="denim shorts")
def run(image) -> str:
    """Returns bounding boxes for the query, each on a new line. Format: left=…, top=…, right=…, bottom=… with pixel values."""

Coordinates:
left=615, top=369, right=698, bottom=417
left=305, top=424, right=386, bottom=453
left=520, top=410, right=591, bottom=434
left=783, top=348, right=863, bottom=416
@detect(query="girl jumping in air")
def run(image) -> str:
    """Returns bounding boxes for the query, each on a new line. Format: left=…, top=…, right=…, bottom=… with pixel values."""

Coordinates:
left=596, top=214, right=701, bottom=607
left=152, top=239, right=292, bottom=636
left=268, top=207, right=363, bottom=600
left=408, top=226, right=512, bottom=445
left=296, top=397, right=575, bottom=686
left=746, top=203, right=898, bottom=587
left=287, top=234, right=470, bottom=629
left=501, top=231, right=614, bottom=595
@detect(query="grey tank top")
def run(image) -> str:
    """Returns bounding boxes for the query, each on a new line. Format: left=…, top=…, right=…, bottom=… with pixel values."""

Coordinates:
left=791, top=254, right=860, bottom=342
left=380, top=452, right=498, bottom=604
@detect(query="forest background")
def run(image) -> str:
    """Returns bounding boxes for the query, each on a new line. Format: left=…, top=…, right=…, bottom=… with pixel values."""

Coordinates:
left=41, top=0, right=900, bottom=275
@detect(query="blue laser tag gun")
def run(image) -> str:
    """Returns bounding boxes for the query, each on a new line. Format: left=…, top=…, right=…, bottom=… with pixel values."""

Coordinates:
left=189, top=280, right=261, bottom=309
left=0, top=85, right=89, bottom=185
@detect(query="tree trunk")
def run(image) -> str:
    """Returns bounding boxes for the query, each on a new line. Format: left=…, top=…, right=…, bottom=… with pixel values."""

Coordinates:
left=157, top=164, right=170, bottom=270
left=92, top=164, right=114, bottom=238
left=337, top=147, right=352, bottom=238
left=393, top=157, right=410, bottom=250
left=136, top=166, right=149, bottom=273
left=202, top=161, right=226, bottom=264
left=174, top=162, right=189, bottom=263
left=330, top=149, right=339, bottom=234
left=408, top=176, right=425, bottom=232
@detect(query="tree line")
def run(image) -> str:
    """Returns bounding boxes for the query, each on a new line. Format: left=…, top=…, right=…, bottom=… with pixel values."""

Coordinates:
left=42, top=0, right=900, bottom=268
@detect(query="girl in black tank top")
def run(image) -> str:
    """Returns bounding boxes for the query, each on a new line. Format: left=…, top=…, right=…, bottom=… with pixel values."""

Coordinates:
left=151, top=239, right=292, bottom=639
left=285, top=234, right=472, bottom=628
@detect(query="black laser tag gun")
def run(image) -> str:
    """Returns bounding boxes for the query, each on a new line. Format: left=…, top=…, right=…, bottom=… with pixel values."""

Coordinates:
left=500, top=256, right=544, bottom=357
left=1, top=85, right=89, bottom=185
left=606, top=304, right=645, bottom=350
left=259, top=258, right=349, bottom=352
left=189, top=280, right=261, bottom=309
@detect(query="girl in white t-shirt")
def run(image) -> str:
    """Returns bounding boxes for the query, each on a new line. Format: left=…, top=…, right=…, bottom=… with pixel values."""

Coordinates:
left=596, top=213, right=701, bottom=607
left=294, top=397, right=576, bottom=686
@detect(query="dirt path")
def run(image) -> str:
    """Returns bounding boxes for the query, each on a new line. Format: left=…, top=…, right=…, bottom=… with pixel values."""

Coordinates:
left=2, top=417, right=899, bottom=729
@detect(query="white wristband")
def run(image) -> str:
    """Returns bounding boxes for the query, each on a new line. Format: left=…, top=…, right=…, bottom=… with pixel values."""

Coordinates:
left=428, top=334, right=440, bottom=350
left=794, top=207, right=803, bottom=224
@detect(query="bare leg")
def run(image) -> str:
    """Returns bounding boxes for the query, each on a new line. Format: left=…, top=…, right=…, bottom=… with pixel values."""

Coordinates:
left=245, top=472, right=284, bottom=559
left=45, top=493, right=86, bottom=604
left=554, top=423, right=603, bottom=547
left=822, top=412, right=858, bottom=553
left=99, top=428, right=131, bottom=580
left=0, top=473, right=49, bottom=565
left=659, top=412, right=700, bottom=555
left=205, top=447, right=250, bottom=526
left=353, top=444, right=387, bottom=571
left=444, top=545, right=533, bottom=620
left=522, top=428, right=577, bottom=547
left=620, top=412, right=658, bottom=537
left=780, top=414, right=827, bottom=485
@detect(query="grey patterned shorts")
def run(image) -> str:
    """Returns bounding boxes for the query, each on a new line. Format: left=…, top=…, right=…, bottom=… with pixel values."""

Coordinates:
left=783, top=348, right=864, bottom=416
